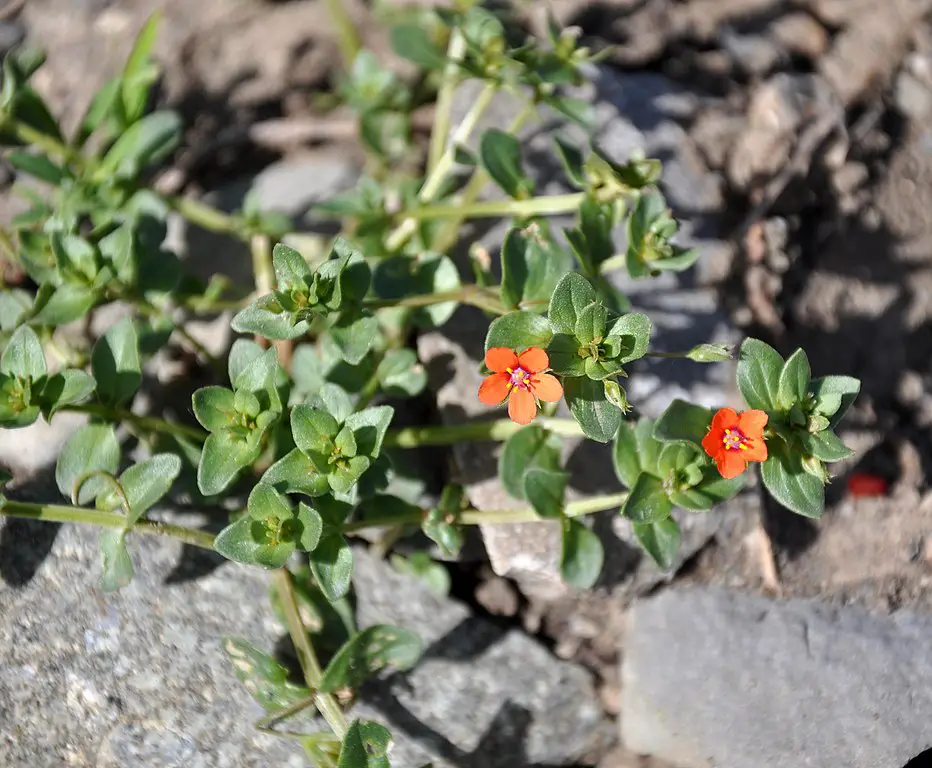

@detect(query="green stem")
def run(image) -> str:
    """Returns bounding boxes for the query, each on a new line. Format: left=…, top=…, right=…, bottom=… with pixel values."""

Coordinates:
left=428, top=28, right=467, bottom=173
left=364, top=285, right=505, bottom=315
left=598, top=253, right=627, bottom=274
left=385, top=81, right=498, bottom=252
left=323, top=0, right=361, bottom=69
left=168, top=195, right=244, bottom=237
left=403, top=192, right=585, bottom=222
left=250, top=234, right=275, bottom=295
left=2, top=118, right=85, bottom=169
left=342, top=491, right=628, bottom=533
left=66, top=403, right=207, bottom=443
left=383, top=416, right=585, bottom=449
left=273, top=569, right=348, bottom=739
left=0, top=499, right=216, bottom=550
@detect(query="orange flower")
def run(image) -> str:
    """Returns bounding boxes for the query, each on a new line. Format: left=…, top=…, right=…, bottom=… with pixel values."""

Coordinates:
left=701, top=407, right=768, bottom=479
left=478, top=347, right=563, bottom=425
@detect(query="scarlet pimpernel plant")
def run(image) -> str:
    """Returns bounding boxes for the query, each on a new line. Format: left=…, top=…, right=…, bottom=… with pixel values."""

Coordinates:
left=0, top=5, right=860, bottom=765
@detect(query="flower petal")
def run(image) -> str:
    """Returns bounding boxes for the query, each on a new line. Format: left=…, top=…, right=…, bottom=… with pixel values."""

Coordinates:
left=531, top=373, right=563, bottom=403
left=486, top=347, right=518, bottom=373
left=508, top=387, right=537, bottom=425
left=717, top=450, right=747, bottom=479
left=738, top=409, right=769, bottom=439
left=478, top=373, right=511, bottom=405
left=517, top=346, right=549, bottom=373
left=710, top=407, right=739, bottom=432
left=742, top=437, right=768, bottom=463
left=701, top=428, right=723, bottom=460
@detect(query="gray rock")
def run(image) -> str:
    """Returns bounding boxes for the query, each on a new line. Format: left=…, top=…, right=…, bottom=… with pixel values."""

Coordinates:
left=350, top=548, right=610, bottom=767
left=0, top=522, right=306, bottom=767
left=621, top=587, right=932, bottom=768
left=0, top=412, right=86, bottom=486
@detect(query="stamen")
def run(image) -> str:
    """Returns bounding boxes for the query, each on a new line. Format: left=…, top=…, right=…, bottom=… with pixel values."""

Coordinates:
left=722, top=428, right=750, bottom=452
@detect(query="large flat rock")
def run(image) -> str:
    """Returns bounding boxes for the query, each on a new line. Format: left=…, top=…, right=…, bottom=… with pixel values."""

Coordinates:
left=621, top=587, right=932, bottom=768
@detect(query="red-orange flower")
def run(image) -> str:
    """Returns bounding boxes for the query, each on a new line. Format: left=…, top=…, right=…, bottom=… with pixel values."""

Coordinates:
left=478, top=347, right=563, bottom=425
left=701, top=407, right=768, bottom=479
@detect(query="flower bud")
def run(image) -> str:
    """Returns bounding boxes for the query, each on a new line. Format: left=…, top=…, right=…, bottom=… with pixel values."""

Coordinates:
left=686, top=343, right=732, bottom=363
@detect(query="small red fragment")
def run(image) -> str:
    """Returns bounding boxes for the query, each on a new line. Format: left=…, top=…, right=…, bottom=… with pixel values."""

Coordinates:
left=478, top=347, right=563, bottom=425
left=701, top=407, right=769, bottom=479
left=847, top=473, right=888, bottom=498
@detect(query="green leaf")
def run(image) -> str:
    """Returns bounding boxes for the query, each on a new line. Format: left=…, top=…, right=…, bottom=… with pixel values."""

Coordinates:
left=197, top=431, right=258, bottom=496
left=291, top=344, right=326, bottom=398
left=192, top=386, right=237, bottom=432
left=548, top=272, right=597, bottom=335
left=319, top=625, right=423, bottom=693
left=373, top=252, right=460, bottom=329
left=0, top=289, right=32, bottom=331
left=272, top=242, right=312, bottom=289
left=777, top=348, right=811, bottom=410
left=338, top=720, right=392, bottom=768
left=603, top=379, right=630, bottom=413
left=500, top=225, right=573, bottom=311
left=99, top=110, right=182, bottom=178
left=547, top=333, right=586, bottom=376
left=97, top=454, right=181, bottom=525
left=311, top=534, right=354, bottom=603
left=231, top=296, right=308, bottom=341
left=228, top=338, right=264, bottom=385
left=121, top=12, right=161, bottom=122
left=633, top=517, right=681, bottom=570
left=330, top=313, right=379, bottom=365
left=344, top=406, right=394, bottom=459
left=390, top=25, right=447, bottom=69
left=621, top=473, right=673, bottom=523
left=485, top=311, right=553, bottom=353
left=809, top=375, right=861, bottom=427
left=40, top=369, right=95, bottom=416
left=1, top=325, right=46, bottom=380
left=234, top=347, right=279, bottom=397
left=669, top=466, right=745, bottom=512
left=292, top=405, right=340, bottom=455
left=262, top=448, right=331, bottom=497
left=55, top=424, right=120, bottom=504
left=315, top=383, right=354, bottom=424
left=686, top=343, right=732, bottom=363
left=75, top=77, right=121, bottom=147
left=499, top=425, right=562, bottom=501
left=523, top=469, right=568, bottom=518
left=297, top=502, right=323, bottom=551
left=423, top=484, right=465, bottom=558
left=377, top=349, right=427, bottom=397
left=564, top=376, right=622, bottom=443
left=761, top=446, right=825, bottom=518
left=612, top=420, right=641, bottom=488
left=737, top=338, right=784, bottom=411
left=91, top=316, right=141, bottom=406
left=802, top=429, right=854, bottom=462
left=479, top=128, right=532, bottom=198
left=653, top=399, right=712, bottom=447
left=214, top=518, right=262, bottom=565
left=574, top=302, right=607, bottom=346
left=554, top=135, right=586, bottom=188
left=328, top=455, right=371, bottom=494
left=605, top=312, right=652, bottom=364
left=222, top=638, right=310, bottom=711
left=8, top=151, right=67, bottom=184
left=99, top=529, right=134, bottom=592
left=389, top=552, right=450, bottom=596
left=29, top=283, right=98, bottom=326
left=560, top=518, right=603, bottom=589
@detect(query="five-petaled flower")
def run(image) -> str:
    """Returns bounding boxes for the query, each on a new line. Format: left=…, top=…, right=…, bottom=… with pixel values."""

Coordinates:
left=701, top=407, right=768, bottom=479
left=478, top=347, right=563, bottom=425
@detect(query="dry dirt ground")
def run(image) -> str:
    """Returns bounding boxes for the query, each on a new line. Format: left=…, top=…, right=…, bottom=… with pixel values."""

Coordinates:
left=4, top=0, right=932, bottom=765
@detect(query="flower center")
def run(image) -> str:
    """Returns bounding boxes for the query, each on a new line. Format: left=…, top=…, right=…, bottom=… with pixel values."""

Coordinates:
left=722, top=428, right=750, bottom=452
left=506, top=366, right=533, bottom=391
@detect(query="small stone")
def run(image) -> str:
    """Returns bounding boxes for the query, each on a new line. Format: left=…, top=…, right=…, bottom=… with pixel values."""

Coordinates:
left=475, top=574, right=520, bottom=618
left=770, top=12, right=830, bottom=60
left=621, top=587, right=932, bottom=767
left=895, top=68, right=932, bottom=120
left=350, top=548, right=610, bottom=767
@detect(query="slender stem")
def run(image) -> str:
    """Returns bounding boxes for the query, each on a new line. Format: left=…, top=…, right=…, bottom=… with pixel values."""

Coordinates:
left=364, top=284, right=505, bottom=315
left=403, top=192, right=585, bottom=222
left=383, top=416, right=585, bottom=449
left=433, top=101, right=538, bottom=253
left=66, top=403, right=207, bottom=443
left=0, top=499, right=216, bottom=550
left=254, top=696, right=321, bottom=740
left=342, top=491, right=629, bottom=534
left=385, top=82, right=498, bottom=252
left=273, top=569, right=348, bottom=739
left=428, top=28, right=466, bottom=173
left=168, top=195, right=244, bottom=237
left=323, top=0, right=361, bottom=69
left=250, top=234, right=275, bottom=295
